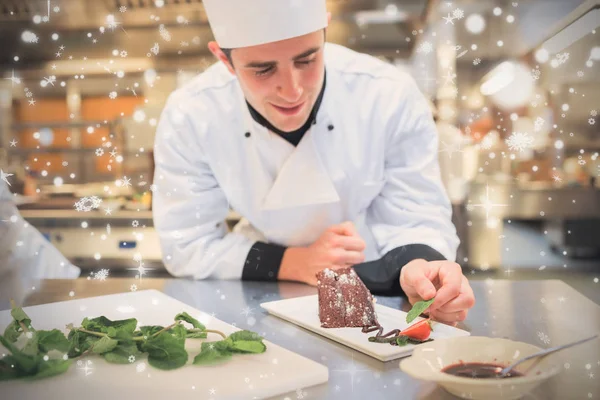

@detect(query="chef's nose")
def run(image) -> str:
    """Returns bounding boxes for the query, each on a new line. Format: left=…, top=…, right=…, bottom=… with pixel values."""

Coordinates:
left=277, top=69, right=303, bottom=102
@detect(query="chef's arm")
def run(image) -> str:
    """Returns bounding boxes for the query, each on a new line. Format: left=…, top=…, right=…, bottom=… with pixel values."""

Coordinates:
left=361, top=77, right=459, bottom=289
left=152, top=96, right=256, bottom=280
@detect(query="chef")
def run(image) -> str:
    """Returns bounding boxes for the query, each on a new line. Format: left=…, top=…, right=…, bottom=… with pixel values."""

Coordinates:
left=152, top=0, right=475, bottom=324
left=0, top=179, right=80, bottom=307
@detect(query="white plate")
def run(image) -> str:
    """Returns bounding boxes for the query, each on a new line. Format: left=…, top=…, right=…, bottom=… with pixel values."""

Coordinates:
left=261, top=295, right=470, bottom=362
left=0, top=290, right=328, bottom=400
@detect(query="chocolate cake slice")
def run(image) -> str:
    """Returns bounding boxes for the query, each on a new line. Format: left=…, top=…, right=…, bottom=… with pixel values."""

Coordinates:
left=316, top=267, right=379, bottom=328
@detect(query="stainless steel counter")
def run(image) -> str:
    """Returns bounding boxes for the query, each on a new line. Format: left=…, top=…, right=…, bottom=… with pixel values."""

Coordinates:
left=9, top=278, right=600, bottom=400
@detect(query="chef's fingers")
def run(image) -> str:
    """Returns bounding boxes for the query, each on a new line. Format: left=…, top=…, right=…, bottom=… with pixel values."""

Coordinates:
left=329, top=221, right=358, bottom=237
left=332, top=249, right=365, bottom=265
left=403, top=265, right=436, bottom=300
left=429, top=308, right=468, bottom=324
left=429, top=262, right=462, bottom=312
left=330, top=235, right=366, bottom=251
left=436, top=277, right=475, bottom=313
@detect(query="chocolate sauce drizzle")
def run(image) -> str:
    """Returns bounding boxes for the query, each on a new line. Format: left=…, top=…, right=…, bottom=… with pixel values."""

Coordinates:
left=361, top=323, right=404, bottom=345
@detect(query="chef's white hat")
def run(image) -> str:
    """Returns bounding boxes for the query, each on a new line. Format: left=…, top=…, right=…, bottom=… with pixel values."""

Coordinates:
left=203, top=0, right=328, bottom=49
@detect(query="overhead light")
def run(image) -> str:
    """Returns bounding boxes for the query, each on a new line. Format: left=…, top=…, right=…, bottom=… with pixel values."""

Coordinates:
left=535, top=48, right=550, bottom=63
left=465, top=13, right=486, bottom=34
left=354, top=9, right=408, bottom=26
left=480, top=61, right=535, bottom=110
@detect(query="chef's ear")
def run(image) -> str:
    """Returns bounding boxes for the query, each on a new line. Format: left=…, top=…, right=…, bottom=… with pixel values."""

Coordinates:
left=208, top=41, right=235, bottom=75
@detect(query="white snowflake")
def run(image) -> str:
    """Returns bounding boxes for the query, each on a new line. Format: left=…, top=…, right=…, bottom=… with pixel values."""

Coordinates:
left=534, top=117, right=545, bottom=132
left=473, top=58, right=481, bottom=65
left=130, top=284, right=137, bottom=292
left=531, top=67, right=541, bottom=80
left=74, top=196, right=103, bottom=212
left=296, top=388, right=308, bottom=399
left=95, top=148, right=104, bottom=156
left=537, top=331, right=551, bottom=345
left=577, top=71, right=584, bottom=77
left=180, top=41, right=189, bottom=47
left=452, top=8, right=465, bottom=19
left=128, top=355, right=135, bottom=363
left=119, top=5, right=127, bottom=12
left=591, top=110, right=598, bottom=117
left=22, top=31, right=39, bottom=43
left=552, top=174, right=562, bottom=182
left=120, top=50, right=127, bottom=58
left=589, top=118, right=596, bottom=125
left=417, top=41, right=433, bottom=54
left=136, top=362, right=146, bottom=372
left=506, top=132, right=534, bottom=152
left=93, top=269, right=110, bottom=281
left=159, top=24, right=171, bottom=41
left=150, top=43, right=159, bottom=55
left=132, top=220, right=139, bottom=228
left=480, top=135, right=494, bottom=150
left=120, top=176, right=132, bottom=187
left=109, top=91, right=117, bottom=100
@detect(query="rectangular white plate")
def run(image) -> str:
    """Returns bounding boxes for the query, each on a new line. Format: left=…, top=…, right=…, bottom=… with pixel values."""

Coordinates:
left=0, top=290, right=328, bottom=400
left=261, top=295, right=470, bottom=362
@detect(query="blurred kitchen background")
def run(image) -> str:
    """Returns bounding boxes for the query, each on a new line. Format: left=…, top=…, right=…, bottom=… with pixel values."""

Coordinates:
left=0, top=0, right=598, bottom=281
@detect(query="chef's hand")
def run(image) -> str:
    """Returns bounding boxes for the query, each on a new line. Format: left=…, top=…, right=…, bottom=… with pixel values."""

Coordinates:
left=278, top=221, right=366, bottom=286
left=399, top=259, right=475, bottom=326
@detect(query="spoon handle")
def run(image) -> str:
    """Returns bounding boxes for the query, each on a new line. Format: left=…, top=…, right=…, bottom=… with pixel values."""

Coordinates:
left=502, top=334, right=599, bottom=375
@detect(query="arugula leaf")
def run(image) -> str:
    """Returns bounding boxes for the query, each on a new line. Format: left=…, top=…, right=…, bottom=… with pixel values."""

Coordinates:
left=193, top=342, right=232, bottom=365
left=141, top=332, right=188, bottom=370
left=91, top=336, right=119, bottom=354
left=406, top=298, right=435, bottom=324
left=37, top=330, right=70, bottom=353
left=103, top=343, right=140, bottom=364
left=174, top=312, right=205, bottom=331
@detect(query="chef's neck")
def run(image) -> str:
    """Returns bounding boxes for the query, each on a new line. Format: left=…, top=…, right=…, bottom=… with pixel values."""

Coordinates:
left=246, top=68, right=327, bottom=137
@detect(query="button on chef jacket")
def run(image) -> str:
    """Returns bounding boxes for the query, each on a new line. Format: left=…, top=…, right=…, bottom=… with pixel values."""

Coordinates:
left=152, top=43, right=459, bottom=295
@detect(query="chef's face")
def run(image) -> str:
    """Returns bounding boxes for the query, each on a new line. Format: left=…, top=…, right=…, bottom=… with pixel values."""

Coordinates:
left=209, top=30, right=326, bottom=133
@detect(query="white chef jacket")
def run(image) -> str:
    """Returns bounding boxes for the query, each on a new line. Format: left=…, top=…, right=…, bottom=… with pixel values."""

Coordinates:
left=152, top=43, right=459, bottom=280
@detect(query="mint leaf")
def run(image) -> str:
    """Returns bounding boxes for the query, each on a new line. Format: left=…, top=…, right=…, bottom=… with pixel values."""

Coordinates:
left=0, top=355, right=24, bottom=381
left=11, top=307, right=33, bottom=331
left=170, top=324, right=187, bottom=344
left=37, top=330, right=70, bottom=353
left=137, top=325, right=164, bottom=338
left=395, top=336, right=409, bottom=346
left=3, top=321, right=22, bottom=343
left=230, top=340, right=266, bottom=354
left=193, top=342, right=232, bottom=365
left=91, top=336, right=119, bottom=354
left=174, top=312, right=205, bottom=331
left=406, top=298, right=435, bottom=324
left=0, top=335, right=38, bottom=373
left=185, top=331, right=207, bottom=339
left=21, top=333, right=39, bottom=357
left=229, top=330, right=263, bottom=342
left=26, top=359, right=71, bottom=381
left=104, top=343, right=140, bottom=364
left=67, top=330, right=98, bottom=358
left=82, top=316, right=137, bottom=337
left=142, top=332, right=188, bottom=370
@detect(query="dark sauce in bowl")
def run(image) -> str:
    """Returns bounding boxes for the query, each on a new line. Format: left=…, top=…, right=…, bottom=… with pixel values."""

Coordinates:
left=442, top=362, right=524, bottom=379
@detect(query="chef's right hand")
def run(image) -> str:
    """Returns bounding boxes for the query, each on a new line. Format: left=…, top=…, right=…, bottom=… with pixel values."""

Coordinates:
left=278, top=221, right=366, bottom=286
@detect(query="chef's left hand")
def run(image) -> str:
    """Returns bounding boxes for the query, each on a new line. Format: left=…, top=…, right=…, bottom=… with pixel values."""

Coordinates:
left=399, top=259, right=475, bottom=325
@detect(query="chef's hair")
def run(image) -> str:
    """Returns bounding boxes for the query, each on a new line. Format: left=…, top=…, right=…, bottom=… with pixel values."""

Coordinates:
left=219, top=29, right=327, bottom=69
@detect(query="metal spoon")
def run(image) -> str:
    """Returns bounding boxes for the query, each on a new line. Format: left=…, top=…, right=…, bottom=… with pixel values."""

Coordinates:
left=499, top=334, right=599, bottom=378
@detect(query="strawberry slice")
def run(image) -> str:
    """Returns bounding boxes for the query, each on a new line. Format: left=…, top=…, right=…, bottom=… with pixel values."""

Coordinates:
left=401, top=318, right=432, bottom=341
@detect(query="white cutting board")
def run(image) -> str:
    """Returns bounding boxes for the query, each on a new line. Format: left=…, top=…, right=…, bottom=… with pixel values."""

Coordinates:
left=261, top=295, right=470, bottom=362
left=0, top=290, right=328, bottom=400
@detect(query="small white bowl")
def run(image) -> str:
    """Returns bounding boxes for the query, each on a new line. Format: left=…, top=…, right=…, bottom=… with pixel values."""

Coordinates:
left=400, top=336, right=561, bottom=400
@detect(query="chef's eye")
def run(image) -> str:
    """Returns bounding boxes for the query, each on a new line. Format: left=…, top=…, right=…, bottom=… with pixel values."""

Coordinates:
left=255, top=67, right=274, bottom=77
left=296, top=59, right=315, bottom=67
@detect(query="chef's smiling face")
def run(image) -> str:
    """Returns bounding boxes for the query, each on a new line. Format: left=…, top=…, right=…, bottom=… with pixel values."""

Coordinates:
left=208, top=30, right=326, bottom=133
